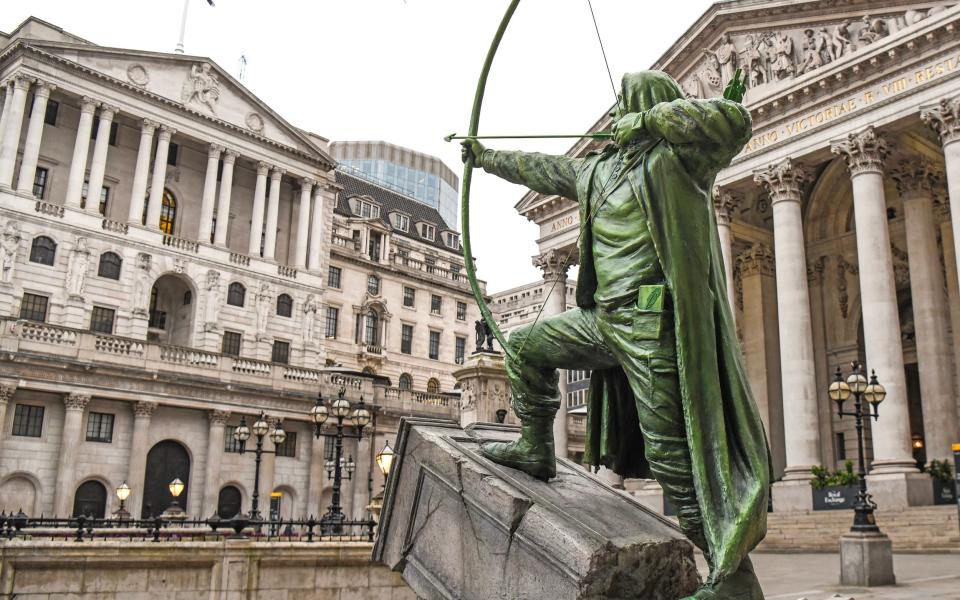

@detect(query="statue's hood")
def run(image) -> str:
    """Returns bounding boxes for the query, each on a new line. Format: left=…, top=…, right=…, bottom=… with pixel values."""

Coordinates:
left=620, top=71, right=684, bottom=114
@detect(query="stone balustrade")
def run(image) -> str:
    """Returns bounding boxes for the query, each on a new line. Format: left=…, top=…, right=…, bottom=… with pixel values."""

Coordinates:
left=277, top=264, right=298, bottom=278
left=34, top=200, right=64, bottom=218
left=162, top=234, right=200, bottom=253
left=391, top=254, right=469, bottom=289
left=94, top=334, right=144, bottom=357
left=100, top=218, right=129, bottom=234
left=229, top=252, right=250, bottom=266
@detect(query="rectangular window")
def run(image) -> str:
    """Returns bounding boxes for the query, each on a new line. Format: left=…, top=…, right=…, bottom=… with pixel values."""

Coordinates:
left=360, top=201, right=381, bottom=219
left=324, top=307, right=339, bottom=338
left=12, top=404, right=44, bottom=438
left=90, top=118, right=119, bottom=146
left=167, top=142, right=179, bottom=166
left=221, top=331, right=242, bottom=356
left=224, top=426, right=242, bottom=453
left=271, top=340, right=290, bottom=364
left=324, top=437, right=335, bottom=461
left=401, top=324, right=413, bottom=355
left=44, top=100, right=59, bottom=126
left=835, top=432, right=846, bottom=461
left=403, top=286, right=416, bottom=308
left=445, top=232, right=460, bottom=249
left=275, top=431, right=297, bottom=458
left=431, top=294, right=442, bottom=315
left=32, top=167, right=48, bottom=199
left=421, top=223, right=436, bottom=241
left=392, top=213, right=410, bottom=232
left=81, top=181, right=109, bottom=215
left=89, top=306, right=116, bottom=334
left=456, top=301, right=467, bottom=321
left=19, top=293, right=48, bottom=322
left=85, top=412, right=114, bottom=443
left=429, top=330, right=440, bottom=360
left=328, top=266, right=342, bottom=289
left=455, top=336, right=466, bottom=364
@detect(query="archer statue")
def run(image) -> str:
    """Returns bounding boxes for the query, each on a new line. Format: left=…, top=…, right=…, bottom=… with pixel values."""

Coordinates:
left=461, top=70, right=769, bottom=600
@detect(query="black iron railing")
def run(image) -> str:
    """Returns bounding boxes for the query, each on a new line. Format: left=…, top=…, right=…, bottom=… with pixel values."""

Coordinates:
left=0, top=511, right=376, bottom=543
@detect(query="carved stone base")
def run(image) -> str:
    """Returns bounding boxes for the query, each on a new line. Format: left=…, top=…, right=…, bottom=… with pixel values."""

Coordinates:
left=839, top=531, right=895, bottom=587
left=374, top=418, right=700, bottom=600
left=61, top=296, right=87, bottom=329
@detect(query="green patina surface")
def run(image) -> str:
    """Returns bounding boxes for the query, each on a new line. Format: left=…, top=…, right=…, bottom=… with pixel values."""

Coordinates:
left=463, top=70, right=770, bottom=599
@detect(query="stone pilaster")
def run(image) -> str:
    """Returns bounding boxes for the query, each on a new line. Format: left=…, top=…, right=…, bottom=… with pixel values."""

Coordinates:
left=0, top=75, right=31, bottom=188
left=83, top=104, right=117, bottom=213
left=53, top=392, right=91, bottom=516
left=197, top=144, right=222, bottom=243
left=533, top=248, right=571, bottom=459
left=16, top=80, right=55, bottom=194
left=145, top=126, right=175, bottom=230
left=126, top=401, right=158, bottom=518
left=263, top=168, right=284, bottom=260
left=248, top=162, right=269, bottom=255
left=294, top=178, right=314, bottom=269
left=935, top=199, right=960, bottom=423
left=308, top=184, right=327, bottom=271
left=64, top=97, right=99, bottom=208
left=202, top=409, right=230, bottom=517
left=127, top=120, right=158, bottom=224
left=713, top=186, right=741, bottom=320
left=214, top=150, right=238, bottom=246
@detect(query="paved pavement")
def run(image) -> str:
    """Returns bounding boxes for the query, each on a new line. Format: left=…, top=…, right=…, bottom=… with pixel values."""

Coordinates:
left=694, top=553, right=959, bottom=599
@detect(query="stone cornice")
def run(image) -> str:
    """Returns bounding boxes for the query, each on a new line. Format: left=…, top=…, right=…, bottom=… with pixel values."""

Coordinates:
left=830, top=126, right=889, bottom=176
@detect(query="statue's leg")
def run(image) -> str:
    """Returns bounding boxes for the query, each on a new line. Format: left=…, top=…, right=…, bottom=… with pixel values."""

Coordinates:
left=482, top=308, right=617, bottom=480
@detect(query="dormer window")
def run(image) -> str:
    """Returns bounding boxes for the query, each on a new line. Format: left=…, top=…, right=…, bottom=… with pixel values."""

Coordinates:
left=360, top=200, right=380, bottom=219
left=444, top=232, right=460, bottom=249
left=391, top=213, right=410, bottom=232
left=420, top=223, right=436, bottom=242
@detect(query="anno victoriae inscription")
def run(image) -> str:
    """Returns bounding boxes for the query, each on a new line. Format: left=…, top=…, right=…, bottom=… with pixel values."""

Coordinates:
left=742, top=51, right=960, bottom=155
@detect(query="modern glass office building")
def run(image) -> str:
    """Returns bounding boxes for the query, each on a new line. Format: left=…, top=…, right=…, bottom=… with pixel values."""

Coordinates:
left=331, top=141, right=459, bottom=230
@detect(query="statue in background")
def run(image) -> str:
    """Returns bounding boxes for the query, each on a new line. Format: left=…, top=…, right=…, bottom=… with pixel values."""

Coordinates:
left=771, top=31, right=795, bottom=80
left=65, top=237, right=90, bottom=297
left=0, top=221, right=21, bottom=284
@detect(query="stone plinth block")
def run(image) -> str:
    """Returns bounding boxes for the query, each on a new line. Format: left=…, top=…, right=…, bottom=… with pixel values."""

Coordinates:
left=373, top=418, right=700, bottom=600
left=839, top=531, right=895, bottom=587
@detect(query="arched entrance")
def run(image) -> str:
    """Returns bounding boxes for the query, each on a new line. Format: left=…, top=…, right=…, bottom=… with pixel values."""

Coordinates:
left=0, top=474, right=39, bottom=515
left=141, top=440, right=190, bottom=517
left=217, top=485, right=242, bottom=518
left=72, top=480, right=107, bottom=518
left=148, top=273, right=196, bottom=346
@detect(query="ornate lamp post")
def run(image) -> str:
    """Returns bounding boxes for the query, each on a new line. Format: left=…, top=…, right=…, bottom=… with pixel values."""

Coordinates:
left=233, top=412, right=286, bottom=521
left=114, top=481, right=131, bottom=521
left=311, top=387, right=371, bottom=534
left=828, top=362, right=887, bottom=532
left=162, top=478, right=187, bottom=521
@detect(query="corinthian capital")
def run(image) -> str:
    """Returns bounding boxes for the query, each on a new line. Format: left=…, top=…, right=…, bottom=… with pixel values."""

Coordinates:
left=209, top=409, right=231, bottom=425
left=133, top=400, right=158, bottom=419
left=0, top=382, right=17, bottom=404
left=64, top=393, right=91, bottom=411
left=920, top=96, right=960, bottom=146
left=735, top=243, right=775, bottom=277
left=830, top=126, right=889, bottom=176
left=713, top=187, right=741, bottom=226
left=889, top=159, right=940, bottom=198
left=753, top=158, right=809, bottom=205
left=533, top=248, right=571, bottom=281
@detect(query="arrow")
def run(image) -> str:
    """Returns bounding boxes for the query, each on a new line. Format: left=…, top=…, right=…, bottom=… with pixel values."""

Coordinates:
left=445, top=132, right=613, bottom=142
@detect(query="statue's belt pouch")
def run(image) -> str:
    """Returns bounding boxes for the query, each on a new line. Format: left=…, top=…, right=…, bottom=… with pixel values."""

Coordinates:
left=633, top=284, right=666, bottom=341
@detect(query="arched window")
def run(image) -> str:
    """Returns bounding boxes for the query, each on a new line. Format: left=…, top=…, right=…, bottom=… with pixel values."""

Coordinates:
left=364, top=310, right=379, bottom=345
left=276, top=293, right=293, bottom=317
left=227, top=282, right=246, bottom=307
left=97, top=252, right=122, bottom=280
left=217, top=485, right=242, bottom=519
left=159, top=189, right=177, bottom=235
left=29, top=236, right=56, bottom=265
left=362, top=366, right=376, bottom=375
left=399, top=373, right=412, bottom=391
left=72, top=480, right=107, bottom=518
left=367, top=274, right=380, bottom=295
left=427, top=378, right=440, bottom=394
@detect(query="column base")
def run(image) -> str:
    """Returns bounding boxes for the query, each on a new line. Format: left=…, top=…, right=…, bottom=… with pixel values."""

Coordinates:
left=839, top=531, right=895, bottom=587
left=780, top=464, right=815, bottom=481
left=865, top=471, right=933, bottom=509
left=869, top=457, right=920, bottom=475
left=771, top=479, right=814, bottom=512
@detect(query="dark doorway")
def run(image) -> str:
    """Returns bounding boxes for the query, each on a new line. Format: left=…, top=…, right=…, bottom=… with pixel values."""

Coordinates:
left=141, top=440, right=190, bottom=517
left=217, top=485, right=242, bottom=518
left=72, top=480, right=107, bottom=518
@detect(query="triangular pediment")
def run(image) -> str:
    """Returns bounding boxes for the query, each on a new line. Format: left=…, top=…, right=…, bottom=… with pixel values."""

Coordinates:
left=23, top=40, right=332, bottom=164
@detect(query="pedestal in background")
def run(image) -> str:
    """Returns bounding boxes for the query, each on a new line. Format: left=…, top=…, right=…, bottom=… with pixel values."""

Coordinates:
left=452, top=351, right=513, bottom=428
left=373, top=418, right=700, bottom=600
left=839, top=531, right=896, bottom=586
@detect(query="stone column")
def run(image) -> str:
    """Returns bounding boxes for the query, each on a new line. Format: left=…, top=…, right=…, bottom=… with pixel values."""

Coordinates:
left=308, top=184, right=326, bottom=271
left=533, top=249, right=570, bottom=459
left=263, top=168, right=284, bottom=260
left=936, top=201, right=960, bottom=421
left=306, top=430, right=325, bottom=518
left=0, top=382, right=17, bottom=460
left=831, top=128, right=920, bottom=488
left=53, top=393, right=90, bottom=516
left=126, top=401, right=157, bottom=518
left=15, top=81, right=54, bottom=194
left=213, top=150, right=237, bottom=247
left=0, top=76, right=31, bottom=188
left=84, top=105, right=117, bottom=212
left=294, top=178, right=314, bottom=269
left=247, top=162, right=269, bottom=255
left=202, top=410, right=230, bottom=517
left=713, top=187, right=740, bottom=320
left=126, top=120, right=157, bottom=224
left=921, top=97, right=960, bottom=287
left=64, top=97, right=98, bottom=209
left=192, top=144, right=221, bottom=243
left=0, top=81, right=14, bottom=151
left=736, top=244, right=786, bottom=478
left=754, top=159, right=821, bottom=487
left=145, top=126, right=175, bottom=230
left=891, top=161, right=959, bottom=462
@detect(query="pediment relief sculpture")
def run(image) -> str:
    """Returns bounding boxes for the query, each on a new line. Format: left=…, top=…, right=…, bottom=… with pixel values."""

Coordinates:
left=181, top=63, right=221, bottom=114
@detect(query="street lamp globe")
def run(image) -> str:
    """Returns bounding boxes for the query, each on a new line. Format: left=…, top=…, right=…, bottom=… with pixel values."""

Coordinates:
left=270, top=421, right=287, bottom=446
left=234, top=417, right=251, bottom=442
left=846, top=367, right=868, bottom=394
left=332, top=397, right=351, bottom=418
left=376, top=440, right=395, bottom=478
left=169, top=478, right=185, bottom=498
left=828, top=367, right=852, bottom=403
left=116, top=481, right=131, bottom=502
left=252, top=414, right=269, bottom=437
left=311, top=394, right=329, bottom=425
left=863, top=371, right=886, bottom=406
left=352, top=397, right=372, bottom=428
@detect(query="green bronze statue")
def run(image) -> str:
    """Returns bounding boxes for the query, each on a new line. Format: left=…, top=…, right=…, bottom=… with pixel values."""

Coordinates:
left=461, top=70, right=770, bottom=599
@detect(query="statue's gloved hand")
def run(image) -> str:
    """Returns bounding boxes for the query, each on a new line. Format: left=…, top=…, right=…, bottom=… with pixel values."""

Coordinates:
left=460, top=139, right=487, bottom=165
left=612, top=112, right=646, bottom=147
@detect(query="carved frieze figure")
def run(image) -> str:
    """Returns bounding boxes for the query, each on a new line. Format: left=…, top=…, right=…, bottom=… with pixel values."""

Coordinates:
left=134, top=253, right=152, bottom=312
left=858, top=15, right=889, bottom=45
left=204, top=270, right=221, bottom=324
left=828, top=20, right=854, bottom=60
left=460, top=380, right=476, bottom=412
left=0, top=221, right=21, bottom=284
left=798, top=29, right=827, bottom=74
left=65, top=237, right=91, bottom=297
left=303, top=294, right=318, bottom=345
left=741, top=34, right=767, bottom=88
left=771, top=32, right=795, bottom=80
left=181, top=63, right=221, bottom=114
left=703, top=33, right=738, bottom=87
left=256, top=283, right=272, bottom=335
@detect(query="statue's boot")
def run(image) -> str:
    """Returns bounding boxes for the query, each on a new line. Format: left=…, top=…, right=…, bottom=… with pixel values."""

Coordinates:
left=681, top=557, right=763, bottom=600
left=480, top=420, right=556, bottom=481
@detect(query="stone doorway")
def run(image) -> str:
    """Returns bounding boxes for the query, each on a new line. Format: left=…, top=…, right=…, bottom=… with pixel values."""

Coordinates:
left=141, top=440, right=190, bottom=517
left=148, top=273, right=196, bottom=346
left=72, top=480, right=107, bottom=518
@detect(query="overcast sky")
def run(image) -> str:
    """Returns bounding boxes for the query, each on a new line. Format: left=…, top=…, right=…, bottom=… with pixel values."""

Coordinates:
left=4, top=0, right=714, bottom=293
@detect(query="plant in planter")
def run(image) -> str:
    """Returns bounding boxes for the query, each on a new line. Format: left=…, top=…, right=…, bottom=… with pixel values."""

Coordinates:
left=928, top=459, right=958, bottom=505
left=811, top=460, right=860, bottom=510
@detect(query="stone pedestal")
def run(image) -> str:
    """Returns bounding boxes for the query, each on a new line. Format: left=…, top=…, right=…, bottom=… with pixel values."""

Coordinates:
left=839, top=531, right=895, bottom=587
left=374, top=418, right=700, bottom=600
left=452, top=352, right=513, bottom=428
left=771, top=479, right=814, bottom=512
left=865, top=471, right=933, bottom=509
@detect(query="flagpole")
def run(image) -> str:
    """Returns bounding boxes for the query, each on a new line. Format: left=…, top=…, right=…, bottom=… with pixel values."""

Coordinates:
left=175, top=0, right=190, bottom=54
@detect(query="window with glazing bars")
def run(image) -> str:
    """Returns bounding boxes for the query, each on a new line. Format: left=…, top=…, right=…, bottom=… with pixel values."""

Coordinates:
left=324, top=307, right=339, bottom=338
left=275, top=431, right=297, bottom=458
left=455, top=336, right=466, bottom=364
left=19, top=293, right=48, bottom=322
left=429, top=331, right=440, bottom=360
left=221, top=331, right=242, bottom=356
left=224, top=426, right=242, bottom=453
left=328, top=266, right=342, bottom=288
left=401, top=324, right=413, bottom=354
left=32, top=167, right=48, bottom=199
left=272, top=340, right=290, bottom=364
left=89, top=306, right=115, bottom=334
left=403, top=286, right=415, bottom=307
left=430, top=295, right=442, bottom=315
left=12, top=404, right=44, bottom=437
left=456, top=301, right=467, bottom=321
left=85, top=412, right=114, bottom=443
